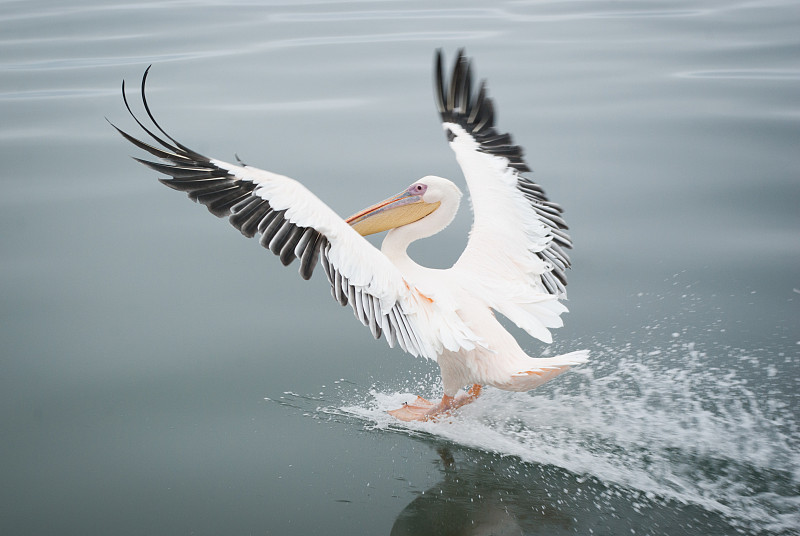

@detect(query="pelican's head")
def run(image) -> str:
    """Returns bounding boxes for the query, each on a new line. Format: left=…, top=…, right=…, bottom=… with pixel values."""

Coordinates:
left=346, top=176, right=462, bottom=237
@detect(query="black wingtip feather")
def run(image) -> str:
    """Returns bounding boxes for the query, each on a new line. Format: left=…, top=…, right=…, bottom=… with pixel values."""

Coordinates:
left=436, top=50, right=528, bottom=171
left=116, top=67, right=328, bottom=289
left=139, top=67, right=209, bottom=163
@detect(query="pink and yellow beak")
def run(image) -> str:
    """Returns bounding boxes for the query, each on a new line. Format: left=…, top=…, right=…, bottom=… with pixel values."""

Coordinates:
left=346, top=187, right=440, bottom=236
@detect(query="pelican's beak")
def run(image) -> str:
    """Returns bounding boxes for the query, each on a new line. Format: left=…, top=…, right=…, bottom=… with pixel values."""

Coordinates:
left=346, top=189, right=440, bottom=236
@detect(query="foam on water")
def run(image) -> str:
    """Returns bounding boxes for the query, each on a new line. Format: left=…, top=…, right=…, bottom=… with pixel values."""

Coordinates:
left=301, top=339, right=800, bottom=535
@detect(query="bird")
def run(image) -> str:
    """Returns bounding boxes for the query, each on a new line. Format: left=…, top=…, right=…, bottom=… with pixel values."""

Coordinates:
left=111, top=50, right=588, bottom=422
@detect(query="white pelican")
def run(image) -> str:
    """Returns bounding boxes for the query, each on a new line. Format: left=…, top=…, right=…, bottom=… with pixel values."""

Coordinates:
left=112, top=50, right=588, bottom=421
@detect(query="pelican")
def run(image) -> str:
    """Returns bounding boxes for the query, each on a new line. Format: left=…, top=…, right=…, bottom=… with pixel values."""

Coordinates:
left=112, top=50, right=588, bottom=421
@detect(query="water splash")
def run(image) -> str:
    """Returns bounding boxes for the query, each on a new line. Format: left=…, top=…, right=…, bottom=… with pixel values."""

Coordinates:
left=278, top=338, right=799, bottom=535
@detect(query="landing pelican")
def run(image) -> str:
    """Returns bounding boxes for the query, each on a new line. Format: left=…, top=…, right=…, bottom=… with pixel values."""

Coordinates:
left=112, top=50, right=588, bottom=421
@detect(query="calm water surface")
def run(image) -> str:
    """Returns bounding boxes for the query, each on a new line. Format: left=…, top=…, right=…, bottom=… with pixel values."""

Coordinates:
left=1, top=1, right=798, bottom=535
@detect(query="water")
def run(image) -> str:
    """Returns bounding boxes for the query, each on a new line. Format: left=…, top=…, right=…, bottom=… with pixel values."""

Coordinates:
left=1, top=0, right=798, bottom=535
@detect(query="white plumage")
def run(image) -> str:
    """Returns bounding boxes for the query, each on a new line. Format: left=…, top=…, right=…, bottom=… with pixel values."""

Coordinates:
left=113, top=50, right=588, bottom=420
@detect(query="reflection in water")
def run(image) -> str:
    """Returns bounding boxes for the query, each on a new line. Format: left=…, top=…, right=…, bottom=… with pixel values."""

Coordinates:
left=391, top=447, right=568, bottom=536
left=388, top=443, right=742, bottom=536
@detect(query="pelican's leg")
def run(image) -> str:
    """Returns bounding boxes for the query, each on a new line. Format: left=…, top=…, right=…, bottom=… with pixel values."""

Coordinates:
left=389, top=384, right=482, bottom=422
left=466, top=383, right=482, bottom=399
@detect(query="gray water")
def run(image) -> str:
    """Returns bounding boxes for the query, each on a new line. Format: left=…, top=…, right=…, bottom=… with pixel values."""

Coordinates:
left=1, top=1, right=798, bottom=534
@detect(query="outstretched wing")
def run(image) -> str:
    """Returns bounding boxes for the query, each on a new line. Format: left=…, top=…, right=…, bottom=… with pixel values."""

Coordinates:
left=435, top=50, right=573, bottom=344
left=113, top=67, right=478, bottom=358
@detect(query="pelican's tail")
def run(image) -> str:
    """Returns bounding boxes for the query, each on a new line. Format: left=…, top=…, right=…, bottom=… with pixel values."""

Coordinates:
left=498, top=350, right=589, bottom=392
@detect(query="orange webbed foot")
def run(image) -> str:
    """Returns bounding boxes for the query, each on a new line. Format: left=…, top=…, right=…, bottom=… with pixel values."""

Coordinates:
left=388, top=396, right=435, bottom=421
left=388, top=384, right=483, bottom=422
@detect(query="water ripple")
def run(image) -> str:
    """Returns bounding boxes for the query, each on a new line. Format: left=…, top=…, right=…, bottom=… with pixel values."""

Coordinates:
left=213, top=98, right=371, bottom=113
left=257, top=31, right=497, bottom=49
left=270, top=8, right=504, bottom=22
left=1, top=52, right=223, bottom=72
left=676, top=69, right=800, bottom=80
left=0, top=88, right=119, bottom=101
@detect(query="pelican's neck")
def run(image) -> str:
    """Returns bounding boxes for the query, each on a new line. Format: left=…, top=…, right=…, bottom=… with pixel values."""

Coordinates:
left=381, top=225, right=421, bottom=269
left=380, top=194, right=459, bottom=270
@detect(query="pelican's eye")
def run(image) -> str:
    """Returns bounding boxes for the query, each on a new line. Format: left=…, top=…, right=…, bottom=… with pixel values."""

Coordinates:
left=409, top=183, right=427, bottom=195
